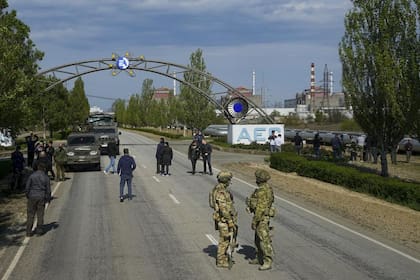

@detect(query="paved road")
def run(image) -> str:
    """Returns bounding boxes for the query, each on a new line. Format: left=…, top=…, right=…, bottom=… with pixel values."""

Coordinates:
left=1, top=130, right=419, bottom=280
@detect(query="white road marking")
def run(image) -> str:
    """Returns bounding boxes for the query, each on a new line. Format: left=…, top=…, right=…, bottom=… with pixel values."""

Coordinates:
left=1, top=238, right=30, bottom=280
left=169, top=194, right=180, bottom=204
left=152, top=176, right=160, bottom=183
left=232, top=175, right=420, bottom=264
left=1, top=181, right=63, bottom=280
left=141, top=164, right=147, bottom=169
left=206, top=234, right=218, bottom=245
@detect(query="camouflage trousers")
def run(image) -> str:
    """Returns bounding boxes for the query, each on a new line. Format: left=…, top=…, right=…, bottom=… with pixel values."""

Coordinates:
left=254, top=217, right=274, bottom=265
left=217, top=221, right=230, bottom=264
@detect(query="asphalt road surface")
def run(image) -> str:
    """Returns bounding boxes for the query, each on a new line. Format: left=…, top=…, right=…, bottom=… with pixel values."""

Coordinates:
left=1, top=130, right=419, bottom=280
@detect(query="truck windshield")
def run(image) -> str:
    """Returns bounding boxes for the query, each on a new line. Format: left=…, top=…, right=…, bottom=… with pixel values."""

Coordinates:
left=68, top=136, right=96, bottom=145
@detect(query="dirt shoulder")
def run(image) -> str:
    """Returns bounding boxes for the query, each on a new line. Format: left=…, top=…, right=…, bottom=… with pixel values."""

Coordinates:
left=223, top=161, right=420, bottom=255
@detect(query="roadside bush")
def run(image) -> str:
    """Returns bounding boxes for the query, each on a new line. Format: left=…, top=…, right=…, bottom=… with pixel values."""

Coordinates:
left=270, top=152, right=420, bottom=211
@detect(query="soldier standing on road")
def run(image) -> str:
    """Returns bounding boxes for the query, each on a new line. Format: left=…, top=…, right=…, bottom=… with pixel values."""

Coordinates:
left=209, top=171, right=238, bottom=268
left=201, top=140, right=213, bottom=175
left=54, top=143, right=67, bottom=181
left=25, top=161, right=51, bottom=237
left=117, top=148, right=136, bottom=202
left=45, top=140, right=56, bottom=180
left=246, top=169, right=275, bottom=271
left=104, top=140, right=118, bottom=174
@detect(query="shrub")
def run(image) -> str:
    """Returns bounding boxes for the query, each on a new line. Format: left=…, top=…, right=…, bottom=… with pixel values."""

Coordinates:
left=270, top=152, right=420, bottom=211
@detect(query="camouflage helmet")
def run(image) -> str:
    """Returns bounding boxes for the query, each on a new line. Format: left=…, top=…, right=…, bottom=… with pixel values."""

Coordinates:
left=255, top=169, right=270, bottom=182
left=217, top=170, right=233, bottom=183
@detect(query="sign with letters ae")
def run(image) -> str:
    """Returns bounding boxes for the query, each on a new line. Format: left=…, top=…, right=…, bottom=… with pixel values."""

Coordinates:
left=228, top=124, right=284, bottom=145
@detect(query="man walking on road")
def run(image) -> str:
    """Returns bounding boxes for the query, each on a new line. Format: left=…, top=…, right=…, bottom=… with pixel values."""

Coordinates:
left=246, top=169, right=275, bottom=271
left=117, top=148, right=136, bottom=202
left=104, top=140, right=118, bottom=174
left=201, top=140, right=213, bottom=175
left=25, top=161, right=51, bottom=237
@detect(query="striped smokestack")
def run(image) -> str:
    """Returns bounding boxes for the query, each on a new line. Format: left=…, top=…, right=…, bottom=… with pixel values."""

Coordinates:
left=310, top=62, right=315, bottom=100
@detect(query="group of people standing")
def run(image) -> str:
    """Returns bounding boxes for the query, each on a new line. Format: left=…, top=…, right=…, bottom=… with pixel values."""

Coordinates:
left=155, top=137, right=173, bottom=176
left=209, top=169, right=275, bottom=270
left=17, top=133, right=67, bottom=237
left=188, top=133, right=213, bottom=175
left=268, top=130, right=283, bottom=153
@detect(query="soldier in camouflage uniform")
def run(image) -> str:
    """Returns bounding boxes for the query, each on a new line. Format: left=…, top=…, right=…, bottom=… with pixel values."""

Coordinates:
left=209, top=170, right=238, bottom=268
left=246, top=169, right=275, bottom=271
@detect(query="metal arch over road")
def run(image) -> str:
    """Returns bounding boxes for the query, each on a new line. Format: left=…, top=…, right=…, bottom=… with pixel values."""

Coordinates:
left=36, top=57, right=274, bottom=124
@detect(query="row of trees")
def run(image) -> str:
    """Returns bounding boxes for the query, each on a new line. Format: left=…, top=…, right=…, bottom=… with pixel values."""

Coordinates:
left=0, top=0, right=90, bottom=138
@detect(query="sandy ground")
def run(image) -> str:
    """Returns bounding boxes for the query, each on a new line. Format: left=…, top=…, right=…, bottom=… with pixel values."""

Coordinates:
left=223, top=161, right=420, bottom=254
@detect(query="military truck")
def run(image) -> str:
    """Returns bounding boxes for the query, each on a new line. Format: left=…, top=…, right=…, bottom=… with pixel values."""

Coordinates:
left=92, top=126, right=121, bottom=155
left=65, top=132, right=101, bottom=171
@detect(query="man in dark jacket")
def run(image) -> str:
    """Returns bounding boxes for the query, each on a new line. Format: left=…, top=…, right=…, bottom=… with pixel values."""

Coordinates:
left=25, top=132, right=39, bottom=167
left=188, top=140, right=200, bottom=175
left=161, top=142, right=173, bottom=176
left=293, top=132, right=303, bottom=155
left=201, top=140, right=213, bottom=175
left=155, top=138, right=165, bottom=174
left=11, top=145, right=25, bottom=190
left=25, top=161, right=51, bottom=237
left=32, top=151, right=53, bottom=178
left=117, top=148, right=136, bottom=202
left=104, top=140, right=118, bottom=174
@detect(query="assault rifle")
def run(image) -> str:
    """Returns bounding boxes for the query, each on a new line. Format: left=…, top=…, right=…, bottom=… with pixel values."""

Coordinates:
left=227, top=224, right=238, bottom=269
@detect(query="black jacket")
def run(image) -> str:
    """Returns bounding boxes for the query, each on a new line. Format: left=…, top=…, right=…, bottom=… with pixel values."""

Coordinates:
left=162, top=146, right=173, bottom=165
left=107, top=141, right=118, bottom=157
left=201, top=143, right=212, bottom=158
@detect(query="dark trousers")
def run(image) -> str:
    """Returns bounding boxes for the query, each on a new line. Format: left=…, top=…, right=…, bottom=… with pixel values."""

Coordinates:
left=120, top=175, right=133, bottom=199
left=26, top=198, right=45, bottom=234
left=27, top=151, right=35, bottom=167
left=191, top=159, right=197, bottom=174
left=156, top=159, right=162, bottom=173
left=203, top=155, right=212, bottom=174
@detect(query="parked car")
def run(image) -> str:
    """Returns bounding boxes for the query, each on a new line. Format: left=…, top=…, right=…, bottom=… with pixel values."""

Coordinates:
left=65, top=132, right=101, bottom=171
left=397, top=138, right=420, bottom=153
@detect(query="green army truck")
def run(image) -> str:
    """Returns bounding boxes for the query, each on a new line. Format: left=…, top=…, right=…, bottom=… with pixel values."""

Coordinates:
left=65, top=132, right=101, bottom=171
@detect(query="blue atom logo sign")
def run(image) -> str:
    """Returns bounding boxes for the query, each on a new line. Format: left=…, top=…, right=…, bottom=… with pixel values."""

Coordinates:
left=116, top=56, right=130, bottom=70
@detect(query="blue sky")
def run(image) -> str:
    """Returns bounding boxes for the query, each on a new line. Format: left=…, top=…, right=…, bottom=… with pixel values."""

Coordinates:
left=8, top=0, right=352, bottom=110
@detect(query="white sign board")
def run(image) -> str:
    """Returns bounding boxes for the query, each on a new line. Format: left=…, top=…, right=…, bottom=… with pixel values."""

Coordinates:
left=228, top=124, right=284, bottom=145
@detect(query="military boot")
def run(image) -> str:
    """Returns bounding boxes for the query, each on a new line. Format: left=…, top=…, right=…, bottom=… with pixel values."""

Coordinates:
left=259, top=262, right=272, bottom=271
left=248, top=258, right=260, bottom=265
left=216, top=260, right=229, bottom=268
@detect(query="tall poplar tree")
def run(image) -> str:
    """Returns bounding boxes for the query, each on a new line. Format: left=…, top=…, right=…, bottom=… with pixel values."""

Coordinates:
left=339, top=0, right=419, bottom=176
left=0, top=0, right=43, bottom=133
left=179, top=49, right=216, bottom=131
left=69, top=77, right=90, bottom=128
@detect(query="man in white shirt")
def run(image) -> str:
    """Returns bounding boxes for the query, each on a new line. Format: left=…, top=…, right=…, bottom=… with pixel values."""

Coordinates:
left=274, top=133, right=283, bottom=152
